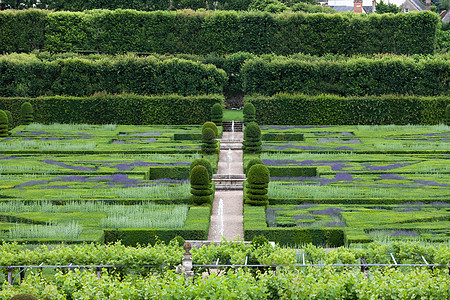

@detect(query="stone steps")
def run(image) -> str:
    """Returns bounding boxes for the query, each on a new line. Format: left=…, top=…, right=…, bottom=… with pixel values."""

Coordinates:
left=222, top=121, right=243, bottom=132
left=212, top=174, right=246, bottom=190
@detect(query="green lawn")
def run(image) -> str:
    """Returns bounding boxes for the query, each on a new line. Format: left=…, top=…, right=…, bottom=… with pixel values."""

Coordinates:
left=223, top=109, right=243, bottom=121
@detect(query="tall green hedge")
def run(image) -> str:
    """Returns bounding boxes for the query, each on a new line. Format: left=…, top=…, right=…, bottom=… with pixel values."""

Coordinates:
left=246, top=94, right=450, bottom=125
left=0, top=53, right=227, bottom=97
left=242, top=55, right=450, bottom=97
left=0, top=10, right=439, bottom=55
left=0, top=94, right=224, bottom=125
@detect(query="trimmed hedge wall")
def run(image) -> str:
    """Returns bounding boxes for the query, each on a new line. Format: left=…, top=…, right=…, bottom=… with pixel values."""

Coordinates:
left=0, top=54, right=227, bottom=97
left=244, top=206, right=344, bottom=246
left=242, top=56, right=450, bottom=97
left=0, top=94, right=224, bottom=125
left=104, top=206, right=210, bottom=246
left=0, top=10, right=439, bottom=55
left=246, top=94, right=450, bottom=125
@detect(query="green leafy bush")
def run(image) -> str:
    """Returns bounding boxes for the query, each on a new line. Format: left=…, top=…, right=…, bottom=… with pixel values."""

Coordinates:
left=0, top=94, right=223, bottom=126
left=0, top=10, right=439, bottom=55
left=243, top=121, right=262, bottom=153
left=246, top=94, right=450, bottom=125
left=210, top=103, right=223, bottom=126
left=243, top=103, right=256, bottom=123
left=201, top=127, right=218, bottom=155
left=446, top=104, right=450, bottom=125
left=190, top=165, right=213, bottom=205
left=20, top=102, right=33, bottom=125
left=245, top=158, right=264, bottom=176
left=202, top=121, right=219, bottom=138
left=3, top=110, right=13, bottom=133
left=190, top=158, right=213, bottom=181
left=245, top=164, right=270, bottom=206
left=0, top=110, right=8, bottom=137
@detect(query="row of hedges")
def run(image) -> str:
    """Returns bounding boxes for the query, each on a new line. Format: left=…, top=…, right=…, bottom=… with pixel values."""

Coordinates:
left=244, top=206, right=344, bottom=246
left=104, top=206, right=210, bottom=246
left=242, top=55, right=450, bottom=96
left=0, top=0, right=253, bottom=11
left=246, top=94, right=450, bottom=125
left=0, top=10, right=439, bottom=55
left=0, top=94, right=224, bottom=125
left=0, top=54, right=227, bottom=97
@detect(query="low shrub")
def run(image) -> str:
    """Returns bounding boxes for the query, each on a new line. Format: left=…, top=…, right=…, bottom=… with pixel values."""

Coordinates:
left=190, top=165, right=213, bottom=205
left=245, top=164, right=270, bottom=206
left=201, top=128, right=218, bottom=155
left=0, top=110, right=8, bottom=137
left=190, top=158, right=213, bottom=181
left=243, top=121, right=262, bottom=153
left=211, top=103, right=223, bottom=126
left=243, top=103, right=256, bottom=123
left=20, top=102, right=33, bottom=125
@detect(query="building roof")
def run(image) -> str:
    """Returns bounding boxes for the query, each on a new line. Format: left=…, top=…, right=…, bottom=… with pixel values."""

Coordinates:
left=328, top=5, right=355, bottom=12
left=408, top=0, right=426, bottom=10
left=363, top=5, right=374, bottom=13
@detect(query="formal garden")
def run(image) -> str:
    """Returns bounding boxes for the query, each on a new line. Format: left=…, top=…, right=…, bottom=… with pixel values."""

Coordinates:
left=0, top=2, right=450, bottom=298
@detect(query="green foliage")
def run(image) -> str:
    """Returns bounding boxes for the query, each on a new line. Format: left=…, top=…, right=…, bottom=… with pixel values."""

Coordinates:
left=201, top=128, right=218, bottom=155
left=0, top=10, right=439, bottom=55
left=248, top=0, right=288, bottom=12
left=20, top=102, right=33, bottom=125
left=3, top=109, right=13, bottom=132
left=267, top=166, right=317, bottom=178
left=0, top=94, right=223, bottom=126
left=210, top=103, right=223, bottom=126
left=245, top=164, right=270, bottom=206
left=376, top=0, right=401, bottom=13
left=242, top=55, right=450, bottom=97
left=446, top=104, right=450, bottom=125
left=243, top=121, right=262, bottom=153
left=0, top=54, right=227, bottom=97
left=243, top=103, right=256, bottom=123
left=202, top=121, right=219, bottom=138
left=190, top=165, right=212, bottom=205
left=246, top=94, right=450, bottom=125
left=245, top=158, right=264, bottom=176
left=190, top=158, right=213, bottom=181
left=290, top=2, right=337, bottom=13
left=9, top=294, right=38, bottom=300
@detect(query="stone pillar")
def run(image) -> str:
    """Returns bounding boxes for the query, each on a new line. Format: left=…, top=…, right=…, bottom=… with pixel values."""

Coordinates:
left=182, top=242, right=194, bottom=278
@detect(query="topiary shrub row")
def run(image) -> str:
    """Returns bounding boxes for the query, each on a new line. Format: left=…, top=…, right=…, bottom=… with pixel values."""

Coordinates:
left=246, top=94, right=450, bottom=125
left=243, top=103, right=255, bottom=124
left=190, top=159, right=214, bottom=205
left=210, top=103, right=223, bottom=127
left=0, top=94, right=224, bottom=126
left=201, top=122, right=219, bottom=155
left=0, top=110, right=9, bottom=137
left=0, top=10, right=439, bottom=56
left=245, top=164, right=270, bottom=206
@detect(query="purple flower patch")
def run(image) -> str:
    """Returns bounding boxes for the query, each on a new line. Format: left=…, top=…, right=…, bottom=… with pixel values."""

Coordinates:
left=325, top=222, right=346, bottom=227
left=41, top=185, right=71, bottom=189
left=0, top=156, right=20, bottom=160
left=42, top=159, right=98, bottom=171
left=292, top=214, right=314, bottom=220
left=413, top=179, right=450, bottom=188
left=364, top=163, right=410, bottom=171
left=313, top=132, right=354, bottom=136
left=294, top=204, right=317, bottom=210
left=311, top=207, right=343, bottom=216
left=317, top=138, right=362, bottom=144
left=0, top=138, right=14, bottom=142
left=391, top=231, right=419, bottom=237
left=119, top=132, right=162, bottom=137
left=379, top=174, right=407, bottom=181
left=15, top=131, right=52, bottom=136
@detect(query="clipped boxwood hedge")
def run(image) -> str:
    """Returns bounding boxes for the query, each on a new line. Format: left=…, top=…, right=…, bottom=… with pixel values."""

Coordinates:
left=104, top=206, right=210, bottom=246
left=246, top=94, right=450, bottom=125
left=244, top=206, right=344, bottom=246
left=0, top=10, right=439, bottom=56
left=0, top=94, right=224, bottom=125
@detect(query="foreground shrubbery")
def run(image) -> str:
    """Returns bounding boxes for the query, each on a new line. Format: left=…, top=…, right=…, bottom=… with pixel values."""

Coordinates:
left=0, top=267, right=448, bottom=299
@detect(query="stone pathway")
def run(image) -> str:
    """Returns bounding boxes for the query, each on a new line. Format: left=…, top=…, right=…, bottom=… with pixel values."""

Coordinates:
left=208, top=132, right=245, bottom=241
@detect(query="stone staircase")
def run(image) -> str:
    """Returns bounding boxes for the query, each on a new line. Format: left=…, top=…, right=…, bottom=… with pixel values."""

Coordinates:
left=212, top=174, right=246, bottom=190
left=222, top=121, right=243, bottom=132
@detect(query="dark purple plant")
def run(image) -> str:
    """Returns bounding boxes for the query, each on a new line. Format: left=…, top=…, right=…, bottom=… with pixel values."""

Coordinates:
left=325, top=222, right=346, bottom=227
left=391, top=231, right=419, bottom=237
left=311, top=207, right=343, bottom=216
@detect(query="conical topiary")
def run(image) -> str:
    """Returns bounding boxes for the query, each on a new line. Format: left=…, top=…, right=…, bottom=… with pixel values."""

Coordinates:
left=242, top=122, right=262, bottom=154
left=0, top=110, right=9, bottom=137
left=201, top=127, right=218, bottom=155
left=20, top=102, right=33, bottom=125
left=243, top=103, right=256, bottom=124
left=245, top=164, right=270, bottom=206
left=190, top=165, right=213, bottom=205
left=190, top=158, right=213, bottom=181
left=211, top=103, right=223, bottom=127
left=245, top=157, right=264, bottom=176
left=202, top=121, right=218, bottom=138
left=4, top=110, right=13, bottom=135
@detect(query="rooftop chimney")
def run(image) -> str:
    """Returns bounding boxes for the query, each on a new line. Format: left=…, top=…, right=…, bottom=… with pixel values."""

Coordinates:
left=372, top=0, right=376, bottom=12
left=354, top=0, right=363, bottom=13
left=426, top=0, right=431, bottom=10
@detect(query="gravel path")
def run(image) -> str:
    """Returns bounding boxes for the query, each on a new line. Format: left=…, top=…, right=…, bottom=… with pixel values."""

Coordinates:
left=208, top=132, right=244, bottom=241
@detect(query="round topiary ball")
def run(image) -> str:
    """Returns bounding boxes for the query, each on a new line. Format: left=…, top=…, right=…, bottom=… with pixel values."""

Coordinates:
left=246, top=158, right=264, bottom=176
left=190, top=165, right=210, bottom=186
left=244, top=122, right=261, bottom=140
left=10, top=294, right=38, bottom=300
left=190, top=158, right=213, bottom=181
left=202, top=121, right=218, bottom=138
left=247, top=164, right=270, bottom=185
